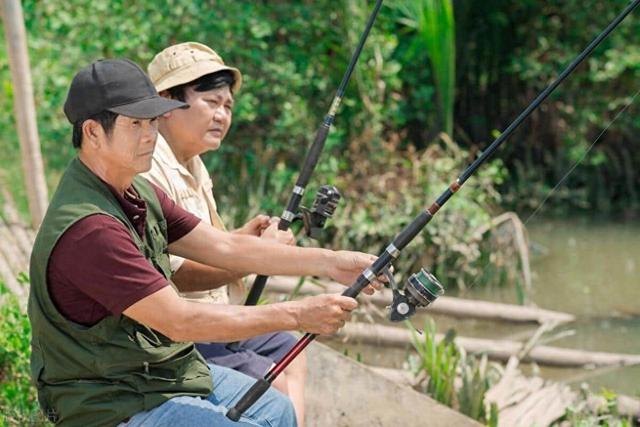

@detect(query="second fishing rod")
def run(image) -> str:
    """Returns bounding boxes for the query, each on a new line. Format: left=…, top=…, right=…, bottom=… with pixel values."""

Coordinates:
left=228, top=0, right=640, bottom=420
left=244, top=0, right=384, bottom=306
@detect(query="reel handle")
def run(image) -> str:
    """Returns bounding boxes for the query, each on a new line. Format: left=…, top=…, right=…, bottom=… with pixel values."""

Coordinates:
left=297, top=185, right=342, bottom=239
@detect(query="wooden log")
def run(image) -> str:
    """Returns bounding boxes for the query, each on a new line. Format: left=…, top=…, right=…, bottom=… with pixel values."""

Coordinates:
left=617, top=395, right=640, bottom=418
left=1, top=0, right=49, bottom=227
left=325, top=322, right=640, bottom=368
left=485, top=356, right=576, bottom=427
left=265, top=276, right=575, bottom=324
left=496, top=381, right=575, bottom=427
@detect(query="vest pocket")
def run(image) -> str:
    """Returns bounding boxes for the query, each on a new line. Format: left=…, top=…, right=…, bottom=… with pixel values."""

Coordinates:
left=135, top=345, right=206, bottom=383
left=133, top=325, right=170, bottom=349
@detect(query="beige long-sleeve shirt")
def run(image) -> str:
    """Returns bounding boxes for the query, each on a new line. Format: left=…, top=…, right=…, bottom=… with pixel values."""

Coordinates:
left=142, top=135, right=245, bottom=304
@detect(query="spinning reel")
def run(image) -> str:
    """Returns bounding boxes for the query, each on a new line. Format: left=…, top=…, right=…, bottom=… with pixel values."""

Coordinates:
left=293, top=185, right=341, bottom=239
left=383, top=266, right=444, bottom=322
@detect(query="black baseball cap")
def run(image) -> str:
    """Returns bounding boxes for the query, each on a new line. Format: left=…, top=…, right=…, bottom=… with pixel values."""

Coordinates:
left=63, top=58, right=188, bottom=123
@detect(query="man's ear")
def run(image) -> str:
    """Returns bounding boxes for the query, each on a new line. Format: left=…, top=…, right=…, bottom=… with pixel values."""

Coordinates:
left=82, top=119, right=103, bottom=147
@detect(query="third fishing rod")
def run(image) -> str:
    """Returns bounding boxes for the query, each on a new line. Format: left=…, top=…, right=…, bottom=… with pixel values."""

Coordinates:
left=244, top=0, right=384, bottom=306
left=228, top=0, right=640, bottom=419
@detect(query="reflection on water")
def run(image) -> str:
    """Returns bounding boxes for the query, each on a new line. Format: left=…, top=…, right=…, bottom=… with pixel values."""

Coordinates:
left=457, top=219, right=639, bottom=395
left=330, top=218, right=640, bottom=396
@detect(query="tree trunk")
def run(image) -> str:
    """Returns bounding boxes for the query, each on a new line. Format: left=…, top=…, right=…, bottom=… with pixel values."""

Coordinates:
left=1, top=0, right=48, bottom=227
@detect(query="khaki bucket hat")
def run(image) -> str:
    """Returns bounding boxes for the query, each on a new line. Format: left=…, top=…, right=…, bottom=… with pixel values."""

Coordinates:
left=148, top=42, right=242, bottom=93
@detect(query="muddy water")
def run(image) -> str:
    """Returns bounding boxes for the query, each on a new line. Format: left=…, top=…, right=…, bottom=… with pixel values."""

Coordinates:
left=523, top=219, right=639, bottom=395
left=326, top=218, right=640, bottom=396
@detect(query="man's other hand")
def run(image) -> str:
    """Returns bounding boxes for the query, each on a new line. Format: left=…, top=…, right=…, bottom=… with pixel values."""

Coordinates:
left=233, top=214, right=270, bottom=236
left=260, top=217, right=295, bottom=245
left=325, top=251, right=385, bottom=294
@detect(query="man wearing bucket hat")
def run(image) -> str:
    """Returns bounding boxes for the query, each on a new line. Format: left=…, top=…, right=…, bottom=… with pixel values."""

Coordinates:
left=143, top=42, right=307, bottom=425
left=28, top=58, right=382, bottom=426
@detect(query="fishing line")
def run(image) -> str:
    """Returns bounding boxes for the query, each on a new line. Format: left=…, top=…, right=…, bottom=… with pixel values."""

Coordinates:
left=464, top=85, right=640, bottom=294
left=524, top=87, right=640, bottom=226
left=227, top=1, right=640, bottom=420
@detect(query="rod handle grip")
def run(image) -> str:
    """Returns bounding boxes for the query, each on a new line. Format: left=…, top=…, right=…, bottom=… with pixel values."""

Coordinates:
left=341, top=286, right=360, bottom=299
left=245, top=275, right=268, bottom=306
left=226, top=378, right=271, bottom=422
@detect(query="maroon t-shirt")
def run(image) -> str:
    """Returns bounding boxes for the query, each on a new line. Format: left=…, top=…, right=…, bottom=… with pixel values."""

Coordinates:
left=47, top=181, right=201, bottom=326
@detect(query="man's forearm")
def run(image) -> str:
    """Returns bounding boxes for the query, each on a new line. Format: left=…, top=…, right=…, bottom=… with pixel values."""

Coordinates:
left=169, top=222, right=333, bottom=278
left=172, top=259, right=247, bottom=293
left=172, top=298, right=300, bottom=342
left=123, top=285, right=358, bottom=343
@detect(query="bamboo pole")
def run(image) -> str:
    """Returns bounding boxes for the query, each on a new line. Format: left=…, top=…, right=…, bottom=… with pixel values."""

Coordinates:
left=1, top=0, right=48, bottom=228
left=326, top=322, right=640, bottom=368
left=264, top=276, right=575, bottom=324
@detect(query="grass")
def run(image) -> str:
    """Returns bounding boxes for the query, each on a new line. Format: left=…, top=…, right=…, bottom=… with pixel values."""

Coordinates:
left=407, top=319, right=499, bottom=424
left=409, top=320, right=459, bottom=406
left=0, top=283, right=47, bottom=426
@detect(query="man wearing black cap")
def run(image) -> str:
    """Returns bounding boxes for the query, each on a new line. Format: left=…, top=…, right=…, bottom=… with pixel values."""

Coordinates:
left=28, top=59, right=380, bottom=426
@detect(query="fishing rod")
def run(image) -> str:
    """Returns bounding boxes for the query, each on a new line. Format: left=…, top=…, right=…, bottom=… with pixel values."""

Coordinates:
left=227, top=0, right=640, bottom=419
left=244, top=0, right=384, bottom=306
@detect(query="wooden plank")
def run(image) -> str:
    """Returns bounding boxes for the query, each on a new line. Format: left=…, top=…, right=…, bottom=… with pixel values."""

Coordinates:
left=265, top=276, right=575, bottom=324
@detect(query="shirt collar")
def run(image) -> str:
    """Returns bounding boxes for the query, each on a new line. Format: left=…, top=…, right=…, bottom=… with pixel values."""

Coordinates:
left=155, top=133, right=211, bottom=188
left=154, top=134, right=190, bottom=174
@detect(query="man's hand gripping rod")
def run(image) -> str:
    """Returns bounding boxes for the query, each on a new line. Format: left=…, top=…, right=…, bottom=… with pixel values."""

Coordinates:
left=227, top=0, right=640, bottom=419
left=244, top=0, right=384, bottom=306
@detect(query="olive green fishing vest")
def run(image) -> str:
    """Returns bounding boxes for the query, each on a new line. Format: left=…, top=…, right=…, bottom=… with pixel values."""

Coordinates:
left=28, top=158, right=212, bottom=426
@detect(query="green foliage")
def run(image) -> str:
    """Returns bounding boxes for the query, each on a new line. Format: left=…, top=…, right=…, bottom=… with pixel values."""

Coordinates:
left=325, top=134, right=506, bottom=289
left=409, top=320, right=459, bottom=406
left=0, top=284, right=46, bottom=426
left=395, top=0, right=455, bottom=136
left=0, top=0, right=636, bottom=294
left=454, top=1, right=640, bottom=216
left=408, top=319, right=500, bottom=423
left=487, top=402, right=499, bottom=427
left=1, top=0, right=505, bottom=289
left=457, top=353, right=491, bottom=420
left=553, top=386, right=634, bottom=427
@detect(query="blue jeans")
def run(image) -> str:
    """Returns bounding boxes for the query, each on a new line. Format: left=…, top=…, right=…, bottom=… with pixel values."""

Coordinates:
left=119, top=364, right=297, bottom=427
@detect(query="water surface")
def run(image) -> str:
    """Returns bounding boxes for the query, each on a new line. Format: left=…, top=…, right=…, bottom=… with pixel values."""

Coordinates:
left=328, top=219, right=640, bottom=396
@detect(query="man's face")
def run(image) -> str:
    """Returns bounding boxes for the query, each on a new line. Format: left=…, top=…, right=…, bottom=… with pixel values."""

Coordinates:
left=166, top=85, right=234, bottom=157
left=102, top=115, right=159, bottom=174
